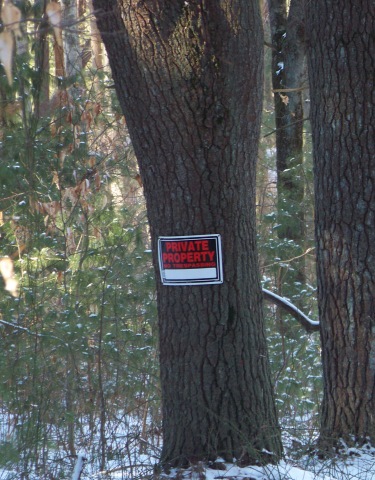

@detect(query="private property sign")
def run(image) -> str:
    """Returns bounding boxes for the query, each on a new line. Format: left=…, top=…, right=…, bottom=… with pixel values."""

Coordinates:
left=158, top=234, right=223, bottom=286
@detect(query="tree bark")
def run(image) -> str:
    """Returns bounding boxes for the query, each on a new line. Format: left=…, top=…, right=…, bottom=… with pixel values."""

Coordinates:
left=268, top=0, right=306, bottom=240
left=306, top=0, right=375, bottom=447
left=62, top=0, right=82, bottom=77
left=93, top=0, right=282, bottom=467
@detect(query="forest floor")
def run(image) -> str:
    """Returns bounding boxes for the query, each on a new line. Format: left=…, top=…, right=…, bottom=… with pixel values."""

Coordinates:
left=153, top=436, right=375, bottom=480
left=0, top=421, right=374, bottom=479
left=156, top=448, right=375, bottom=480
left=73, top=438, right=375, bottom=479
left=0, top=444, right=374, bottom=479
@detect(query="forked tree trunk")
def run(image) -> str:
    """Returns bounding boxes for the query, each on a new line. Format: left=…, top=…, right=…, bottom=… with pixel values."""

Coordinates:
left=93, top=0, right=282, bottom=466
left=306, top=0, right=375, bottom=447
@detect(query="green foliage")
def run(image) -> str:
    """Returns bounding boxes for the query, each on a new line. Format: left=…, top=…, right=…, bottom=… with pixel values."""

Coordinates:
left=0, top=16, right=159, bottom=477
left=258, top=85, right=321, bottom=442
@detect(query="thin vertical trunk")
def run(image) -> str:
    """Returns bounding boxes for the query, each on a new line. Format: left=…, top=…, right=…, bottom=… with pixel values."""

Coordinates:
left=53, top=42, right=65, bottom=78
left=89, top=0, right=103, bottom=72
left=65, top=368, right=77, bottom=457
left=267, top=0, right=307, bottom=303
left=35, top=18, right=50, bottom=118
left=62, top=0, right=82, bottom=77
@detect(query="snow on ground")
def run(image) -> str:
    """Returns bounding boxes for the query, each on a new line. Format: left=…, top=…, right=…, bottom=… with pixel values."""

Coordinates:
left=95, top=444, right=375, bottom=480
left=0, top=413, right=374, bottom=479
left=1, top=449, right=375, bottom=479
left=159, top=449, right=375, bottom=480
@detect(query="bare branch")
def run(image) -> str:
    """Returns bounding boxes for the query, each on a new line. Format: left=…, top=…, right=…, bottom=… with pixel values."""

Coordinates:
left=262, top=288, right=320, bottom=333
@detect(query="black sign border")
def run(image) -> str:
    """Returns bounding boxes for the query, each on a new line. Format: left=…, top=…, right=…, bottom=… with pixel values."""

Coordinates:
left=158, top=234, right=223, bottom=286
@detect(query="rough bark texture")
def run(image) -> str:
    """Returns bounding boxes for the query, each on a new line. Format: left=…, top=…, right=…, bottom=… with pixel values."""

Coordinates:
left=93, top=0, right=282, bottom=466
left=306, top=0, right=375, bottom=446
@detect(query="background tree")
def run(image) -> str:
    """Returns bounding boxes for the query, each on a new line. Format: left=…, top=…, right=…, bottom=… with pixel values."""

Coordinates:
left=258, top=0, right=320, bottom=426
left=267, top=0, right=307, bottom=306
left=93, top=0, right=282, bottom=467
left=306, top=0, right=375, bottom=448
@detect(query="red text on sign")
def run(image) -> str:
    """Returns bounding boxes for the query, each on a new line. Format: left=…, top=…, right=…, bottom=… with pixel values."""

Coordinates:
left=165, top=240, right=209, bottom=253
left=162, top=251, right=215, bottom=265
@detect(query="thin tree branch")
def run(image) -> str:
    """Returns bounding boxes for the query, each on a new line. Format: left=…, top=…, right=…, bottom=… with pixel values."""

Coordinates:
left=263, top=117, right=310, bottom=138
left=272, top=86, right=308, bottom=93
left=262, top=288, right=320, bottom=333
left=0, top=319, right=67, bottom=344
left=263, top=247, right=315, bottom=270
left=264, top=40, right=277, bottom=51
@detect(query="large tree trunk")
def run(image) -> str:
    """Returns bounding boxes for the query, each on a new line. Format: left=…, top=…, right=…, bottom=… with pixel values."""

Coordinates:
left=306, top=0, right=375, bottom=447
left=93, top=0, right=282, bottom=466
